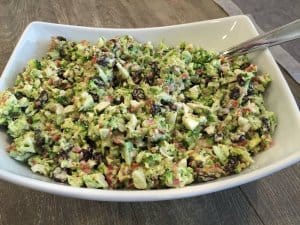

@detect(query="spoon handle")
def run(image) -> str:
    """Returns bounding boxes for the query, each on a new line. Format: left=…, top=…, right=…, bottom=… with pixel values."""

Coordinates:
left=220, top=19, right=300, bottom=57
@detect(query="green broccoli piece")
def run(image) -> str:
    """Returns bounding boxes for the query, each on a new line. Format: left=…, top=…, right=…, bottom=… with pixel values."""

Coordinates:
left=8, top=115, right=30, bottom=138
left=0, top=91, right=19, bottom=125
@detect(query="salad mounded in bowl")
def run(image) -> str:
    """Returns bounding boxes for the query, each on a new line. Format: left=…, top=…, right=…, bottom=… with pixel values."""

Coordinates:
left=0, top=35, right=276, bottom=189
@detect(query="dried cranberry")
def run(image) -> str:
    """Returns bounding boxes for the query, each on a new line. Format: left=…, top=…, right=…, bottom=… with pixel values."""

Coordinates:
left=132, top=87, right=145, bottom=100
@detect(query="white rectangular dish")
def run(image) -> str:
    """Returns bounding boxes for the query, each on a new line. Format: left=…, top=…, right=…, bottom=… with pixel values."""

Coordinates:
left=0, top=15, right=299, bottom=201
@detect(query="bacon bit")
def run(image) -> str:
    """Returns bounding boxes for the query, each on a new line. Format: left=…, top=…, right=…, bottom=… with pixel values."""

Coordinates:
left=55, top=60, right=61, bottom=67
left=80, top=40, right=89, bottom=46
left=180, top=73, right=189, bottom=79
left=195, top=69, right=204, bottom=75
left=51, top=134, right=61, bottom=142
left=231, top=100, right=239, bottom=108
left=144, top=99, right=154, bottom=107
left=146, top=119, right=155, bottom=126
left=173, top=178, right=180, bottom=186
left=91, top=56, right=97, bottom=64
left=242, top=108, right=251, bottom=114
left=7, top=143, right=16, bottom=152
left=48, top=78, right=54, bottom=85
left=155, top=78, right=164, bottom=85
left=245, top=64, right=257, bottom=72
left=104, top=95, right=114, bottom=102
left=174, top=142, right=187, bottom=152
left=72, top=146, right=82, bottom=153
left=24, top=76, right=31, bottom=82
left=220, top=55, right=226, bottom=63
left=235, top=109, right=242, bottom=117
left=131, top=163, right=139, bottom=170
left=105, top=175, right=113, bottom=186
left=112, top=134, right=124, bottom=145
left=79, top=161, right=91, bottom=174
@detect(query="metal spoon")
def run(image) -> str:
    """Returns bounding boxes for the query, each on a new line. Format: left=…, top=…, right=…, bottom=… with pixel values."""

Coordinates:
left=220, top=19, right=300, bottom=57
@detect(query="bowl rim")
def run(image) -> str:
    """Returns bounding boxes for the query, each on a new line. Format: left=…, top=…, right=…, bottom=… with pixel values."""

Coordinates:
left=0, top=15, right=299, bottom=201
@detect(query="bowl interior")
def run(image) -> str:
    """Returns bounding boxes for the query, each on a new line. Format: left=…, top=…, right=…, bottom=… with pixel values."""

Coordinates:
left=0, top=15, right=299, bottom=200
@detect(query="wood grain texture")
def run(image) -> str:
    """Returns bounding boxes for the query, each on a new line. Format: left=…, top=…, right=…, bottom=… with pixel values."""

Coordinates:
left=0, top=1, right=299, bottom=225
left=0, top=180, right=264, bottom=225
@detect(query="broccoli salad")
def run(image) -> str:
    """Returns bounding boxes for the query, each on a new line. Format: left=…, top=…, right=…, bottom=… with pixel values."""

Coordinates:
left=0, top=35, right=277, bottom=189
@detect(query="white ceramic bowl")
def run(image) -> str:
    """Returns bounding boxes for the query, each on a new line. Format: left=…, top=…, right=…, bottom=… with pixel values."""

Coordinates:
left=0, top=15, right=299, bottom=201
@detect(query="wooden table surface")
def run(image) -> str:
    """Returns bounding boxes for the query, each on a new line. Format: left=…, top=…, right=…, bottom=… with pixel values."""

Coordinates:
left=0, top=1, right=299, bottom=225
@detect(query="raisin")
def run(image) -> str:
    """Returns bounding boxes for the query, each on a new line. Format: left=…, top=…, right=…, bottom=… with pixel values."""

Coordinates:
left=238, top=135, right=246, bottom=142
left=86, top=137, right=97, bottom=150
left=82, top=149, right=93, bottom=161
left=34, top=130, right=46, bottom=153
left=64, top=168, right=72, bottom=175
left=35, top=91, right=48, bottom=109
left=59, top=151, right=68, bottom=160
left=92, top=77, right=105, bottom=88
left=241, top=95, right=249, bottom=105
left=96, top=56, right=111, bottom=67
left=218, top=68, right=224, bottom=77
left=93, top=152, right=103, bottom=164
left=131, top=70, right=143, bottom=84
left=113, top=95, right=124, bottom=105
left=151, top=104, right=161, bottom=116
left=237, top=74, right=245, bottom=86
left=161, top=99, right=177, bottom=111
left=91, top=94, right=99, bottom=102
left=145, top=73, right=155, bottom=85
left=111, top=75, right=121, bottom=88
left=217, top=115, right=225, bottom=121
left=224, top=155, right=240, bottom=174
left=160, top=99, right=170, bottom=105
left=240, top=62, right=250, bottom=70
left=57, top=69, right=65, bottom=79
left=151, top=62, right=159, bottom=75
left=132, top=87, right=145, bottom=100
left=247, top=82, right=255, bottom=95
left=214, top=133, right=223, bottom=142
left=187, top=156, right=196, bottom=167
left=232, top=135, right=247, bottom=143
left=15, top=92, right=24, bottom=100
left=56, top=36, right=66, bottom=41
left=261, top=117, right=271, bottom=132
left=230, top=87, right=240, bottom=100
left=59, top=48, right=66, bottom=58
